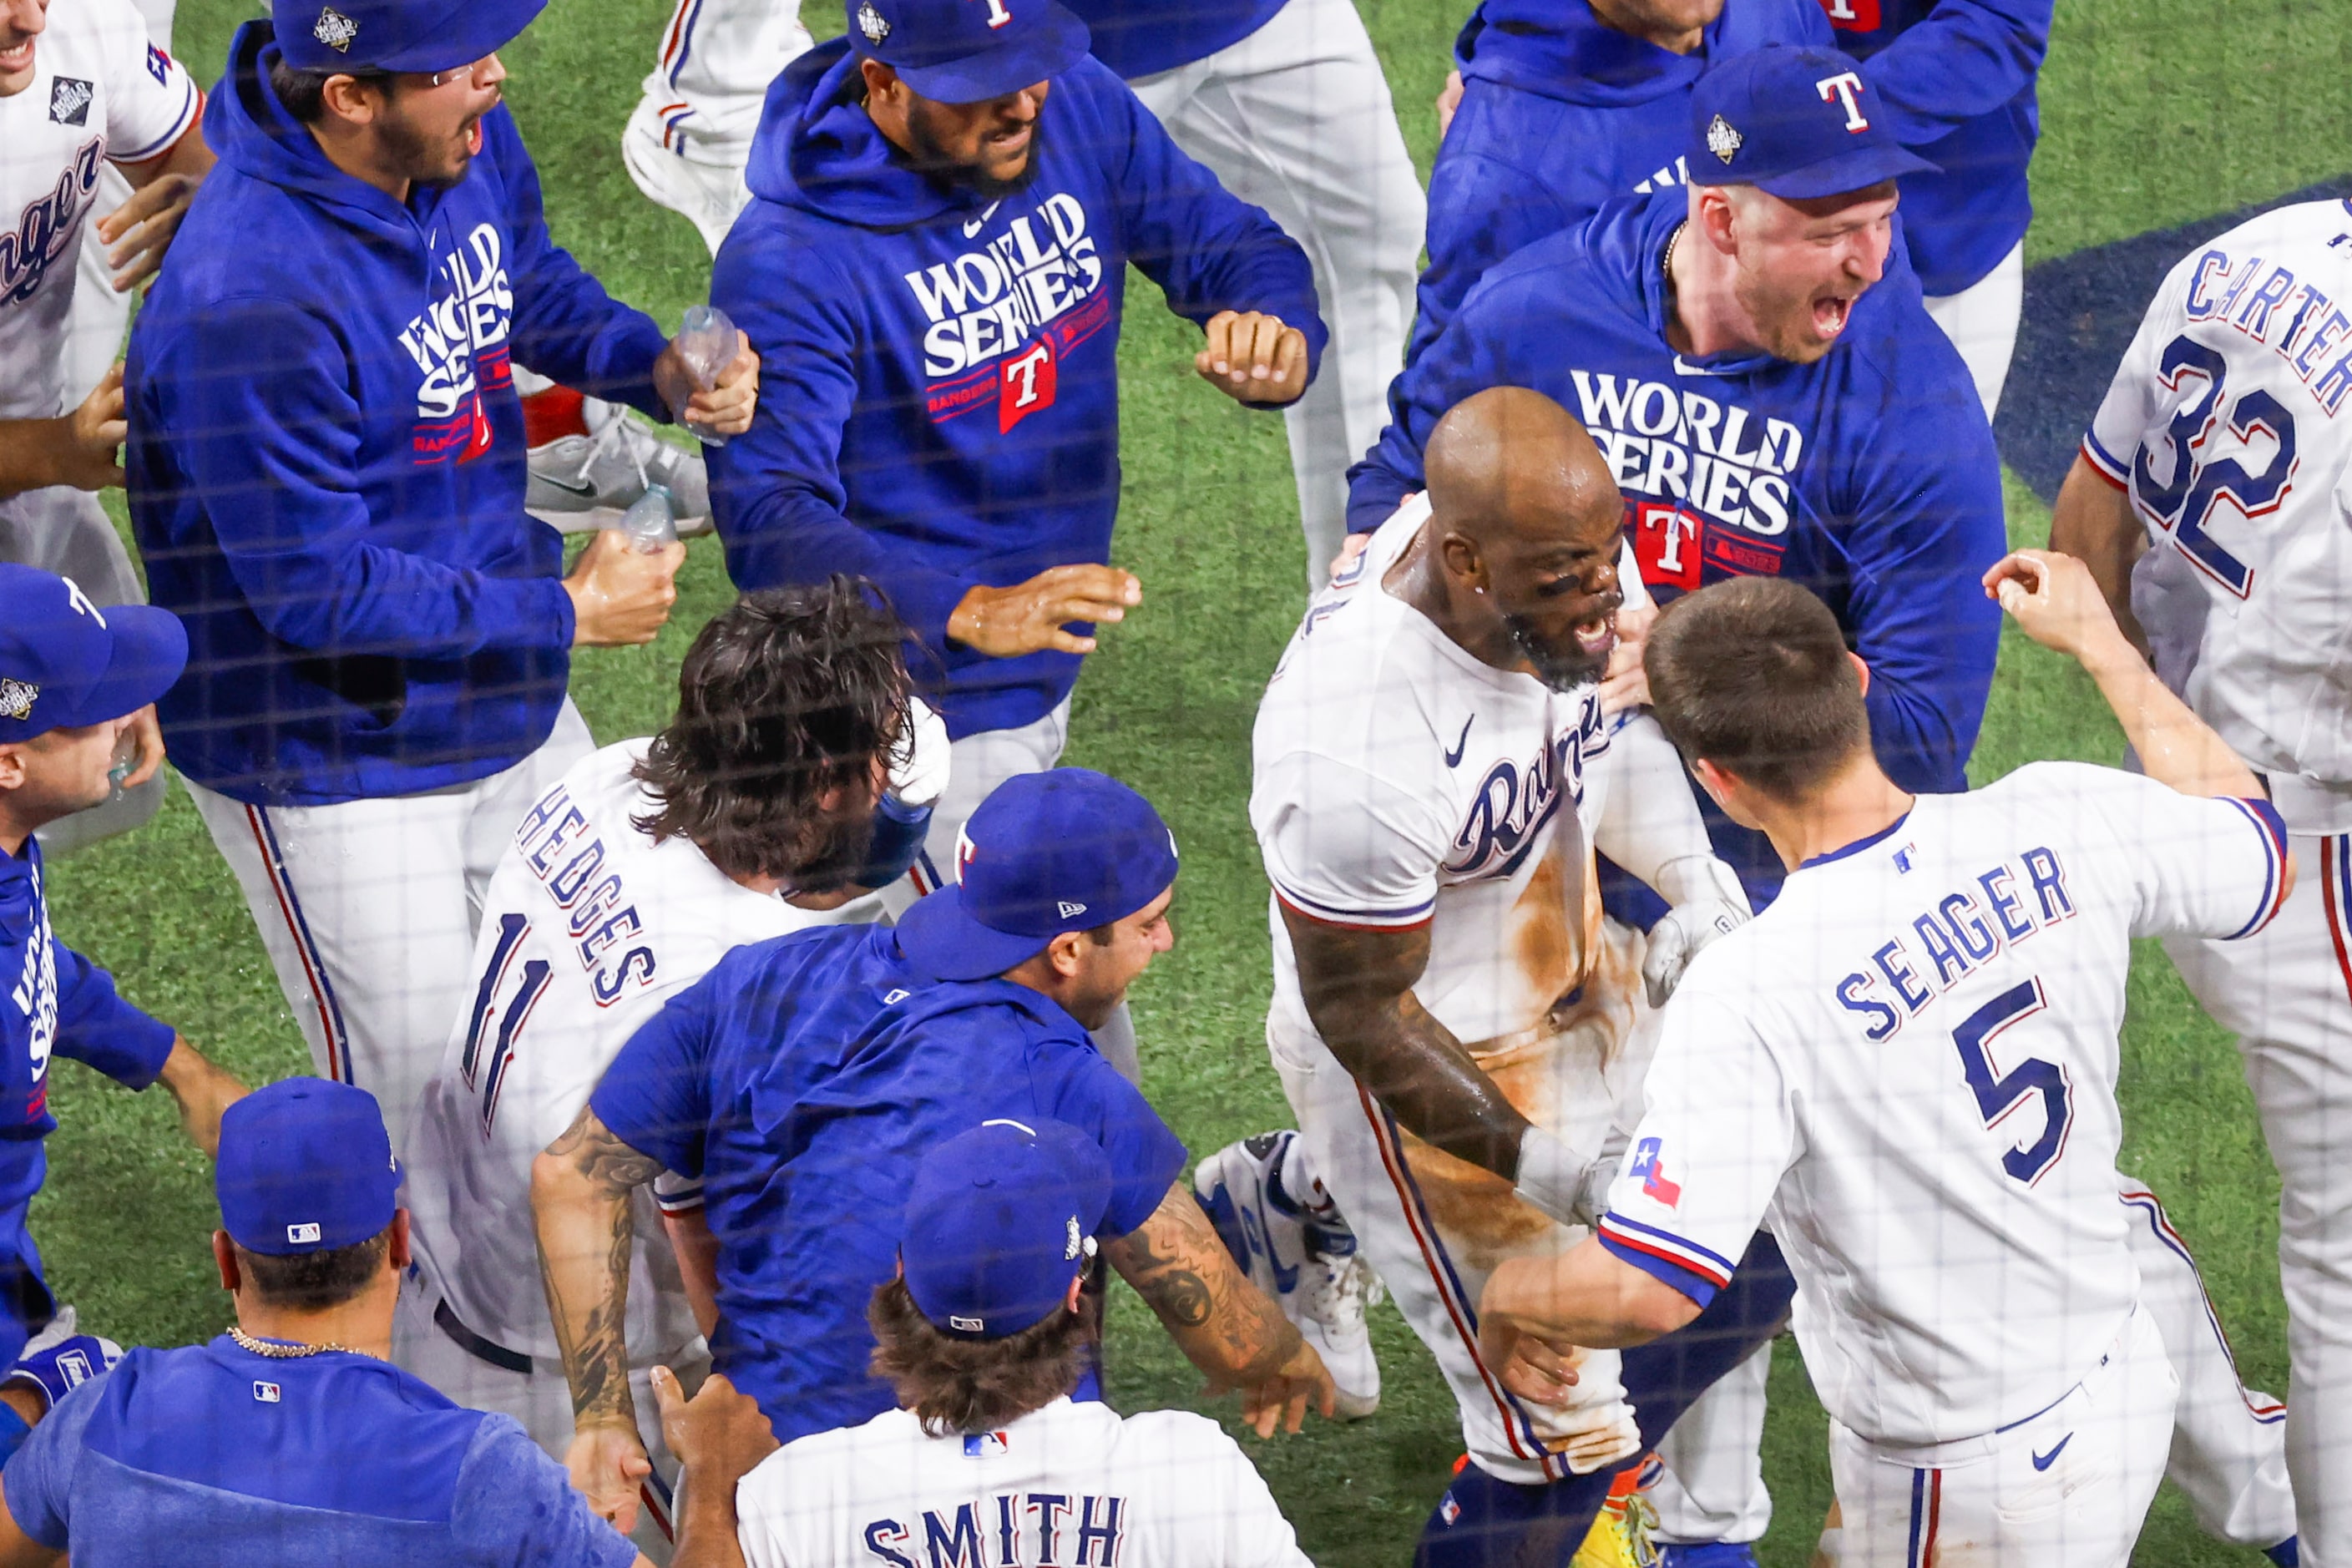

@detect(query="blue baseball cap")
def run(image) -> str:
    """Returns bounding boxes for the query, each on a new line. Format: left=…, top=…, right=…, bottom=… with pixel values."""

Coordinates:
left=901, top=1118, right=1111, bottom=1339
left=842, top=0, right=1088, bottom=105
left=896, top=768, right=1177, bottom=983
left=1686, top=45, right=1937, bottom=200
left=272, top=0, right=547, bottom=74
left=0, top=565, right=185, bottom=745
left=216, top=1079, right=401, bottom=1257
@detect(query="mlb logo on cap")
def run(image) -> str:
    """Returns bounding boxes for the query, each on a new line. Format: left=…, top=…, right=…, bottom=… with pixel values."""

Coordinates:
left=286, top=1222, right=321, bottom=1245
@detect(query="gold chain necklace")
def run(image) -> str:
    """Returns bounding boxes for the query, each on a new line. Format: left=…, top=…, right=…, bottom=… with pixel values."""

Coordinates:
left=1662, top=220, right=1685, bottom=285
left=228, top=1326, right=372, bottom=1360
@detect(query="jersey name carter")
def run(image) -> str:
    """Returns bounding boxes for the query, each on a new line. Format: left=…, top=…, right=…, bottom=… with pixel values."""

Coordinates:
left=2087, top=199, right=2352, bottom=822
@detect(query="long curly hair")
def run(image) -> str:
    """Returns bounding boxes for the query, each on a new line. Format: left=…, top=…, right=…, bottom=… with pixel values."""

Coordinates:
left=867, top=1277, right=1099, bottom=1437
left=632, top=579, right=913, bottom=892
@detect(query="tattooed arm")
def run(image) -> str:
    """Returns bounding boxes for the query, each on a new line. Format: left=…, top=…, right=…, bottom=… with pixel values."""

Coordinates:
left=1100, top=1181, right=1338, bottom=1437
left=533, top=1103, right=665, bottom=1531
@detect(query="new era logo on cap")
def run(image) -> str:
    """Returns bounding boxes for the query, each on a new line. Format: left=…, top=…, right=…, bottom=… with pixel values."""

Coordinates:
left=948, top=1314, right=984, bottom=1332
left=286, top=1222, right=321, bottom=1245
left=1055, top=900, right=1085, bottom=919
left=312, top=5, right=357, bottom=50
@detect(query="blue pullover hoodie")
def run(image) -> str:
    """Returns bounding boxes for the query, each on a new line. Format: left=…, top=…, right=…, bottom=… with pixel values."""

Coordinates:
left=1066, top=0, right=1288, bottom=80
left=128, top=22, right=674, bottom=807
left=1414, top=0, right=1833, bottom=362
left=1355, top=189, right=2006, bottom=909
left=708, top=39, right=1325, bottom=741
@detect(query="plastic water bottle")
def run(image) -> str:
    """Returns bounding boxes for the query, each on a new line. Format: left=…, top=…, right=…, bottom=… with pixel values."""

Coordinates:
left=677, top=303, right=738, bottom=448
left=618, top=483, right=678, bottom=554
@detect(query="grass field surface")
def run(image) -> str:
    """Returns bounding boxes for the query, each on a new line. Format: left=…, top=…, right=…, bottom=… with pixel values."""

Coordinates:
left=43, top=0, right=2352, bottom=1560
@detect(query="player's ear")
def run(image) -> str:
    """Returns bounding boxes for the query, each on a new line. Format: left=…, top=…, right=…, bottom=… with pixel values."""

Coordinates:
left=1688, top=756, right=1735, bottom=810
left=1060, top=1275, right=1085, bottom=1316
left=1848, top=651, right=1871, bottom=697
left=212, top=1231, right=241, bottom=1294
left=0, top=742, right=23, bottom=792
left=387, top=1209, right=413, bottom=1274
left=1695, top=186, right=1739, bottom=253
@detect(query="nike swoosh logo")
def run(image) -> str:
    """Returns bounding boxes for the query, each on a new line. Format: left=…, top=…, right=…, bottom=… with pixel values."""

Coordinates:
left=1671, top=355, right=1722, bottom=377
left=535, top=474, right=598, bottom=498
left=1443, top=715, right=1475, bottom=768
left=2031, top=1434, right=2071, bottom=1471
left=961, top=199, right=1003, bottom=239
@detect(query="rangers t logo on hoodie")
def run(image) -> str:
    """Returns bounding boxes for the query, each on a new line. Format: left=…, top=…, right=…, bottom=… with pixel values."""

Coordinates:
left=903, top=192, right=1110, bottom=432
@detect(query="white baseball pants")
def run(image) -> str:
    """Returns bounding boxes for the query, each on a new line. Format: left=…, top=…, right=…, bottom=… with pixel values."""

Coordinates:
left=1649, top=1179, right=2297, bottom=1551
left=1920, top=240, right=2025, bottom=423
left=1126, top=0, right=1425, bottom=589
left=391, top=1272, right=706, bottom=1564
left=185, top=701, right=594, bottom=1151
left=1825, top=1307, right=2175, bottom=1568
left=2169, top=829, right=2352, bottom=1568
left=877, top=699, right=1141, bottom=1083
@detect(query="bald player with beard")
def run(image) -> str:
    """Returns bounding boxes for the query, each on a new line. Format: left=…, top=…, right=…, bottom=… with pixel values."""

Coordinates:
left=1244, top=387, right=1778, bottom=1565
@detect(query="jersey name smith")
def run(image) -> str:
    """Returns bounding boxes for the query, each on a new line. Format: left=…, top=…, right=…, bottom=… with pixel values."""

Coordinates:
left=862, top=1490, right=1129, bottom=1568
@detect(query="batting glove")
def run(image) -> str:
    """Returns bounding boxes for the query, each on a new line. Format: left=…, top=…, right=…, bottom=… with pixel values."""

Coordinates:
left=889, top=695, right=952, bottom=810
left=5, top=1333, right=124, bottom=1415
left=1641, top=855, right=1753, bottom=1009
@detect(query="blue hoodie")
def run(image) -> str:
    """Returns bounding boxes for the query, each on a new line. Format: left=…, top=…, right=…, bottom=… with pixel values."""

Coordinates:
left=128, top=23, right=674, bottom=807
left=1354, top=189, right=2005, bottom=908
left=708, top=40, right=1325, bottom=741
left=1418, top=0, right=2048, bottom=361
left=1066, top=0, right=1288, bottom=80
left=1414, top=0, right=1834, bottom=362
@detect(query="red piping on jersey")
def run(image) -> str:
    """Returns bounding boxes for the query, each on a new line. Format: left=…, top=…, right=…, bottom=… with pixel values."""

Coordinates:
left=242, top=804, right=351, bottom=1085
left=2078, top=437, right=2130, bottom=492
left=2324, top=836, right=2352, bottom=1010
left=1355, top=1084, right=1561, bottom=1479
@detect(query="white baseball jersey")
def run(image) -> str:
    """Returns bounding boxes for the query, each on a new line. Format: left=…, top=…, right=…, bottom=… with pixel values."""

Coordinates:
left=1252, top=497, right=1669, bottom=1053
left=736, top=1396, right=1313, bottom=1568
left=2086, top=199, right=2352, bottom=830
left=0, top=0, right=197, bottom=421
left=403, top=741, right=864, bottom=1363
left=1597, top=762, right=2289, bottom=1448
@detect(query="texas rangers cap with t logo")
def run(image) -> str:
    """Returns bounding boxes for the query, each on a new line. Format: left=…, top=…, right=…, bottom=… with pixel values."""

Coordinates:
left=1685, top=44, right=1939, bottom=199
left=843, top=0, right=1089, bottom=106
left=894, top=766, right=1177, bottom=983
left=900, top=1118, right=1112, bottom=1339
left=273, top=0, right=548, bottom=75
left=216, top=1079, right=402, bottom=1257
left=0, top=564, right=186, bottom=745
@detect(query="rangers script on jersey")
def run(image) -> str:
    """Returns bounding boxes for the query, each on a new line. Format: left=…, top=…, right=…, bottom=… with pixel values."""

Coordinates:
left=1598, top=763, right=2288, bottom=1446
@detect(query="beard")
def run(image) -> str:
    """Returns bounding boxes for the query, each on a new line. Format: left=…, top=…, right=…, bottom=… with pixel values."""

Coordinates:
left=905, top=104, right=1044, bottom=202
left=1732, top=258, right=1850, bottom=366
left=1504, top=612, right=1613, bottom=693
left=379, top=104, right=478, bottom=192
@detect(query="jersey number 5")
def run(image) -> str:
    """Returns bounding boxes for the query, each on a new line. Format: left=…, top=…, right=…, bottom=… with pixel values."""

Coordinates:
left=458, top=913, right=550, bottom=1138
left=2130, top=334, right=2299, bottom=599
left=1952, top=978, right=2073, bottom=1185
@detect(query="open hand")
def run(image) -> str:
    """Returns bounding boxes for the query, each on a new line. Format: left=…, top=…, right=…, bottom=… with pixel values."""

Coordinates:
left=948, top=564, right=1141, bottom=658
left=1209, top=1338, right=1338, bottom=1439
left=99, top=173, right=202, bottom=292
left=1195, top=311, right=1308, bottom=406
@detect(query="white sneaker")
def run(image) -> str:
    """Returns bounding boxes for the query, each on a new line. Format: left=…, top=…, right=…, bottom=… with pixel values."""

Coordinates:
left=1193, top=1130, right=1383, bottom=1419
left=526, top=397, right=711, bottom=537
left=622, top=94, right=755, bottom=257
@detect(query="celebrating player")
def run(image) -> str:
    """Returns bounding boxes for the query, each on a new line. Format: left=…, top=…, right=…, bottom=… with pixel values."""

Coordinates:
left=2049, top=196, right=2352, bottom=1568
left=0, top=1077, right=752, bottom=1568
left=534, top=768, right=1333, bottom=1534
left=1244, top=387, right=1776, bottom=1562
left=734, top=1119, right=1317, bottom=1568
left=0, top=568, right=247, bottom=1377
left=125, top=0, right=761, bottom=1151
left=0, top=0, right=211, bottom=855
left=1479, top=558, right=2293, bottom=1566
left=705, top=0, right=1326, bottom=1077
left=394, top=582, right=946, bottom=1555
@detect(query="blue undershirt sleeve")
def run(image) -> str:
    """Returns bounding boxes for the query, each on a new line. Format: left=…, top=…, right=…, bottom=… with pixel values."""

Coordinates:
left=589, top=963, right=726, bottom=1180
left=450, top=1416, right=639, bottom=1568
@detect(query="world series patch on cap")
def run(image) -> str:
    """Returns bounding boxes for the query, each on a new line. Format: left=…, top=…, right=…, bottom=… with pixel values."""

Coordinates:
left=1685, top=44, right=1938, bottom=200
left=0, top=565, right=186, bottom=745
left=841, top=0, right=1088, bottom=105
left=271, top=0, right=549, bottom=75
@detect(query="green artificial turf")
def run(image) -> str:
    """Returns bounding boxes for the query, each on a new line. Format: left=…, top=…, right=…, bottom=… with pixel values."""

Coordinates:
left=37, top=0, right=2346, bottom=1560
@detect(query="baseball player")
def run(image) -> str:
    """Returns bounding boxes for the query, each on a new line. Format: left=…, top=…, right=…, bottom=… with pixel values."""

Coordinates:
left=1422, top=0, right=2048, bottom=419
left=706, top=0, right=1325, bottom=1075
left=1479, top=559, right=2294, bottom=1566
left=734, top=1118, right=1316, bottom=1568
left=0, top=1076, right=754, bottom=1568
left=1249, top=386, right=1787, bottom=1565
left=392, top=584, right=947, bottom=1555
left=125, top=0, right=761, bottom=1154
left=0, top=0, right=210, bottom=855
left=536, top=770, right=1333, bottom=1534
left=0, top=567, right=247, bottom=1378
left=2047, top=195, right=2352, bottom=1568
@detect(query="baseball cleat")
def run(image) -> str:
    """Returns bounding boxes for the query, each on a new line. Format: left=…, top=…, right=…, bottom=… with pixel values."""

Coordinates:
left=622, top=95, right=756, bottom=258
left=1573, top=1465, right=1659, bottom=1568
left=1193, top=1130, right=1383, bottom=1419
left=526, top=397, right=711, bottom=537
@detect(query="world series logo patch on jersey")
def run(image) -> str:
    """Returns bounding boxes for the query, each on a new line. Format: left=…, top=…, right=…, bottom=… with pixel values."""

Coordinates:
left=47, top=78, right=94, bottom=127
